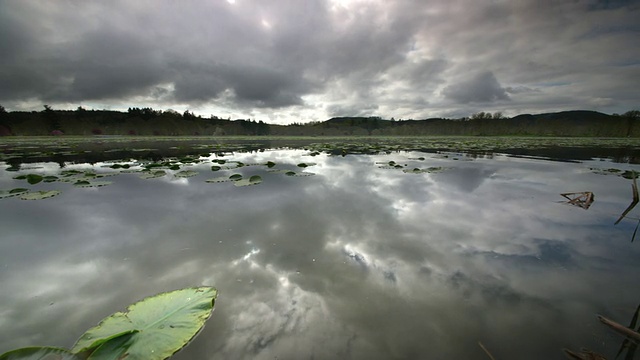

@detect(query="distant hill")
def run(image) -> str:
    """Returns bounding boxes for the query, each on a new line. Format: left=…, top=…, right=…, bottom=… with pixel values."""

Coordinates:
left=0, top=108, right=638, bottom=137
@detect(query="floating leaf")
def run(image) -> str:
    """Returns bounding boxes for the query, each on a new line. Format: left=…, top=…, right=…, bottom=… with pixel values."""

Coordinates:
left=211, top=166, right=221, bottom=171
left=622, top=170, right=639, bottom=180
left=43, top=176, right=59, bottom=183
left=229, top=174, right=242, bottom=181
left=168, top=164, right=180, bottom=171
left=234, top=175, right=263, bottom=187
left=286, top=171, right=315, bottom=177
left=403, top=168, right=427, bottom=174
left=139, top=171, right=166, bottom=180
left=19, top=190, right=61, bottom=200
left=61, top=170, right=84, bottom=177
left=74, top=181, right=112, bottom=188
left=0, top=346, right=81, bottom=360
left=402, top=167, right=446, bottom=174
left=205, top=176, right=230, bottom=183
left=0, top=188, right=29, bottom=199
left=265, top=161, right=276, bottom=168
left=71, top=287, right=217, bottom=360
left=175, top=171, right=198, bottom=178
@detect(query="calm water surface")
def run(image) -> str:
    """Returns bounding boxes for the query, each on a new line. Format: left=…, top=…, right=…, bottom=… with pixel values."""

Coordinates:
left=1, top=143, right=639, bottom=359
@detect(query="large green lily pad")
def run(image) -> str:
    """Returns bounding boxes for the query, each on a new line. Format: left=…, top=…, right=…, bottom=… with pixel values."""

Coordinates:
left=0, top=346, right=82, bottom=360
left=71, top=287, right=217, bottom=360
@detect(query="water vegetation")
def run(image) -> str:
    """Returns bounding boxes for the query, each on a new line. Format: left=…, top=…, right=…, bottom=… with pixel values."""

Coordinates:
left=0, top=287, right=217, bottom=360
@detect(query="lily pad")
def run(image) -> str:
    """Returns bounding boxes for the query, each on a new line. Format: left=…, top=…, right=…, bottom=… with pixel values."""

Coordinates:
left=265, top=161, right=276, bottom=168
left=175, top=171, right=198, bottom=178
left=13, top=174, right=44, bottom=185
left=71, top=287, right=217, bottom=360
left=286, top=171, right=315, bottom=177
left=211, top=166, right=222, bottom=171
left=622, top=170, right=639, bottom=179
left=139, top=171, right=167, bottom=180
left=20, top=190, right=61, bottom=200
left=402, top=167, right=446, bottom=174
left=234, top=175, right=263, bottom=187
left=229, top=174, right=242, bottom=181
left=0, top=188, right=29, bottom=199
left=74, top=180, right=113, bottom=188
left=0, top=346, right=82, bottom=360
left=205, top=176, right=231, bottom=183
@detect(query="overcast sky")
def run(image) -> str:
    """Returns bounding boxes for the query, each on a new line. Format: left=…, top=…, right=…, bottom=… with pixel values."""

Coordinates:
left=1, top=0, right=639, bottom=124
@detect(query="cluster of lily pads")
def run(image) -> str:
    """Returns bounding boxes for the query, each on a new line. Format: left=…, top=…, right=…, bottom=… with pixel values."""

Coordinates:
left=590, top=167, right=639, bottom=179
left=1, top=154, right=318, bottom=200
left=375, top=159, right=448, bottom=174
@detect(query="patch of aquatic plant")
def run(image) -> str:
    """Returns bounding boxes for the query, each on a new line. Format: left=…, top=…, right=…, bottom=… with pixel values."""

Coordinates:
left=139, top=170, right=167, bottom=179
left=205, top=173, right=243, bottom=183
left=0, top=287, right=217, bottom=360
left=234, top=175, right=263, bottom=187
left=285, top=171, right=315, bottom=177
left=265, top=161, right=276, bottom=168
left=297, top=162, right=316, bottom=168
left=622, top=170, right=640, bottom=179
left=205, top=176, right=231, bottom=183
left=590, top=167, right=640, bottom=179
left=13, top=174, right=44, bottom=185
left=174, top=170, right=198, bottom=178
left=19, top=190, right=61, bottom=200
left=73, top=180, right=113, bottom=188
left=0, top=188, right=29, bottom=199
left=376, top=160, right=406, bottom=169
left=402, top=167, right=447, bottom=174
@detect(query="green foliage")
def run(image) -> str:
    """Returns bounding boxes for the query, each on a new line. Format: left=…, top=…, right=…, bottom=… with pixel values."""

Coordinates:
left=19, top=190, right=61, bottom=200
left=0, top=347, right=81, bottom=360
left=0, top=287, right=217, bottom=360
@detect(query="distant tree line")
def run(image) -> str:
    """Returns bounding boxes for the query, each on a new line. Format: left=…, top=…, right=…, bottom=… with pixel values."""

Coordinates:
left=0, top=105, right=639, bottom=137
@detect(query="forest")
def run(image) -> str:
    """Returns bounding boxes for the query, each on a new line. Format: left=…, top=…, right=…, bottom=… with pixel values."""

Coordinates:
left=0, top=105, right=639, bottom=137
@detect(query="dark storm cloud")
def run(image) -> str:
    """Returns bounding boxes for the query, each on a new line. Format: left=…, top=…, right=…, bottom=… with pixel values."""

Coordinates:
left=442, top=71, right=509, bottom=103
left=0, top=0, right=638, bottom=118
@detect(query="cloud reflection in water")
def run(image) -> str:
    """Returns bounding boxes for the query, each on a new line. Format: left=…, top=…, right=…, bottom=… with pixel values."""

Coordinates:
left=0, top=151, right=639, bottom=359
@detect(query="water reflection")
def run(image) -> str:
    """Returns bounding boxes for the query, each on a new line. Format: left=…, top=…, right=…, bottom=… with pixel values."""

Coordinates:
left=1, top=150, right=639, bottom=359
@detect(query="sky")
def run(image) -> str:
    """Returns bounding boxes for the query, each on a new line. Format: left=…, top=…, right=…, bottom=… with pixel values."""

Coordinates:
left=0, top=0, right=639, bottom=124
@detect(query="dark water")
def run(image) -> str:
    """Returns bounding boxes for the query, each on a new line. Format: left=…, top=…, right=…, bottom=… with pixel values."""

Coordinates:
left=1, top=140, right=639, bottom=359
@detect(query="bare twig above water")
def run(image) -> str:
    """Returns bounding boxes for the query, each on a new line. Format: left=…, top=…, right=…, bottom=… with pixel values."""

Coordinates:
left=598, top=315, right=640, bottom=344
left=562, top=348, right=607, bottom=360
left=561, top=192, right=595, bottom=210
left=478, top=341, right=496, bottom=360
left=615, top=172, right=639, bottom=225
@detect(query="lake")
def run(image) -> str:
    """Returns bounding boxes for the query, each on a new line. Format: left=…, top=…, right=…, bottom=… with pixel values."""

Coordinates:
left=1, top=137, right=640, bottom=359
